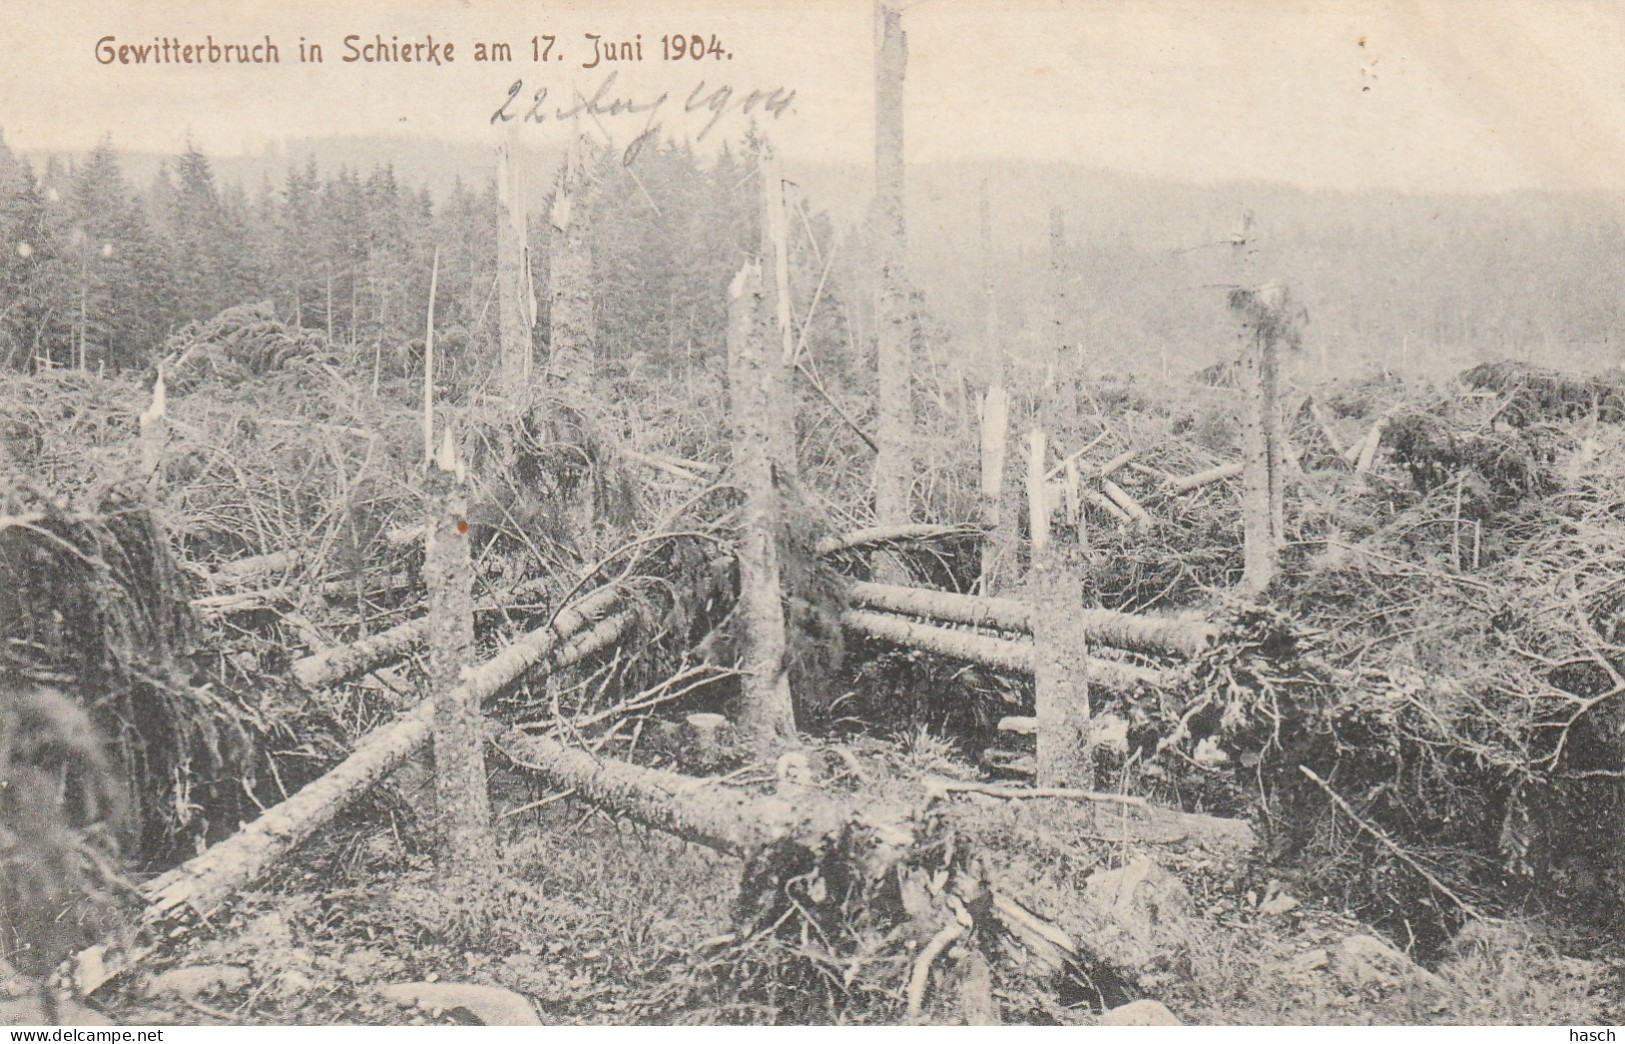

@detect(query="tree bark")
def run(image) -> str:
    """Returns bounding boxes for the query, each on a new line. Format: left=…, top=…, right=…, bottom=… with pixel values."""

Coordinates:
left=547, top=139, right=593, bottom=400
left=979, top=388, right=1011, bottom=587
left=293, top=616, right=427, bottom=689
left=497, top=122, right=533, bottom=394
left=728, top=261, right=797, bottom=746
left=138, top=368, right=166, bottom=499
left=841, top=609, right=1168, bottom=696
left=1026, top=428, right=1049, bottom=560
left=760, top=151, right=798, bottom=482
left=425, top=433, right=497, bottom=877
left=1232, top=282, right=1287, bottom=597
left=1029, top=538, right=1093, bottom=789
left=978, top=180, right=1016, bottom=594
left=1167, top=460, right=1244, bottom=493
left=1049, top=206, right=1076, bottom=414
left=134, top=602, right=634, bottom=926
left=872, top=1, right=911, bottom=576
left=845, top=581, right=1216, bottom=658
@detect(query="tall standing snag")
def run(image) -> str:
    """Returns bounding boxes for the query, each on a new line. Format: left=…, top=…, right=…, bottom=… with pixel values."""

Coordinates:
left=424, top=429, right=496, bottom=877
left=496, top=123, right=534, bottom=394
left=728, top=261, right=797, bottom=746
left=873, top=1, right=911, bottom=577
left=548, top=137, right=595, bottom=401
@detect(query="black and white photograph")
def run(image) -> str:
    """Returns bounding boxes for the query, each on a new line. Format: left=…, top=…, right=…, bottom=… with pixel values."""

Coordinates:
left=1, top=0, right=1622, bottom=1030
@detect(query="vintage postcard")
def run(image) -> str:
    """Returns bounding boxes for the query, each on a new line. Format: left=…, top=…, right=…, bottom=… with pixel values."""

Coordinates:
left=1, top=0, right=1622, bottom=1032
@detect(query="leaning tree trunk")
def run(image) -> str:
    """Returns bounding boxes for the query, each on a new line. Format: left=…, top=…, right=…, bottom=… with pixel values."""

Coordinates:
left=548, top=138, right=594, bottom=401
left=424, top=430, right=497, bottom=877
left=872, top=1, right=911, bottom=582
left=728, top=261, right=797, bottom=746
left=497, top=122, right=533, bottom=395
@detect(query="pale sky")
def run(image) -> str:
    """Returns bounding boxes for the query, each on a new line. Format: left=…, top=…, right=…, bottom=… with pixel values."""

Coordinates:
left=3, top=0, right=1624, bottom=193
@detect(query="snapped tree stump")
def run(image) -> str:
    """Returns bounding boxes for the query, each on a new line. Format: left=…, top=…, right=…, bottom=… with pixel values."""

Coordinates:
left=548, top=136, right=594, bottom=400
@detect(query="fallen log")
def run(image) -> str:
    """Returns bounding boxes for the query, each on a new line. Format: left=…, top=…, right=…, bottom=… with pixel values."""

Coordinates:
left=292, top=616, right=428, bottom=689
left=845, top=581, right=1217, bottom=659
left=1165, top=460, right=1243, bottom=494
left=206, top=548, right=298, bottom=586
left=1083, top=488, right=1133, bottom=525
left=623, top=447, right=722, bottom=482
left=192, top=575, right=416, bottom=617
left=135, top=606, right=637, bottom=927
left=815, top=523, right=979, bottom=557
left=840, top=609, right=1172, bottom=695
left=494, top=727, right=852, bottom=858
left=290, top=582, right=626, bottom=690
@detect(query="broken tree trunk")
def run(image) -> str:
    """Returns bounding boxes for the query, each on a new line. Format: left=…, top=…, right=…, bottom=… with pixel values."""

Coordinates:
left=497, top=726, right=851, bottom=857
left=491, top=723, right=1255, bottom=1013
left=1050, top=206, right=1079, bottom=413
left=1228, top=215, right=1294, bottom=599
left=1026, top=428, right=1049, bottom=560
left=206, top=547, right=299, bottom=587
left=137, top=366, right=166, bottom=499
left=845, top=581, right=1216, bottom=658
left=1029, top=535, right=1093, bottom=789
left=497, top=121, right=534, bottom=394
left=978, top=179, right=1016, bottom=594
left=289, top=578, right=627, bottom=691
left=548, top=136, right=594, bottom=400
left=728, top=261, right=797, bottom=746
left=760, top=149, right=799, bottom=483
left=1101, top=479, right=1153, bottom=529
left=872, top=0, right=911, bottom=582
left=980, top=388, right=1012, bottom=590
left=1233, top=286, right=1282, bottom=597
left=815, top=523, right=974, bottom=557
left=840, top=609, right=1168, bottom=696
left=1166, top=460, right=1244, bottom=494
left=129, top=602, right=635, bottom=930
left=425, top=429, right=496, bottom=876
left=292, top=615, right=427, bottom=689
left=423, top=246, right=440, bottom=464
